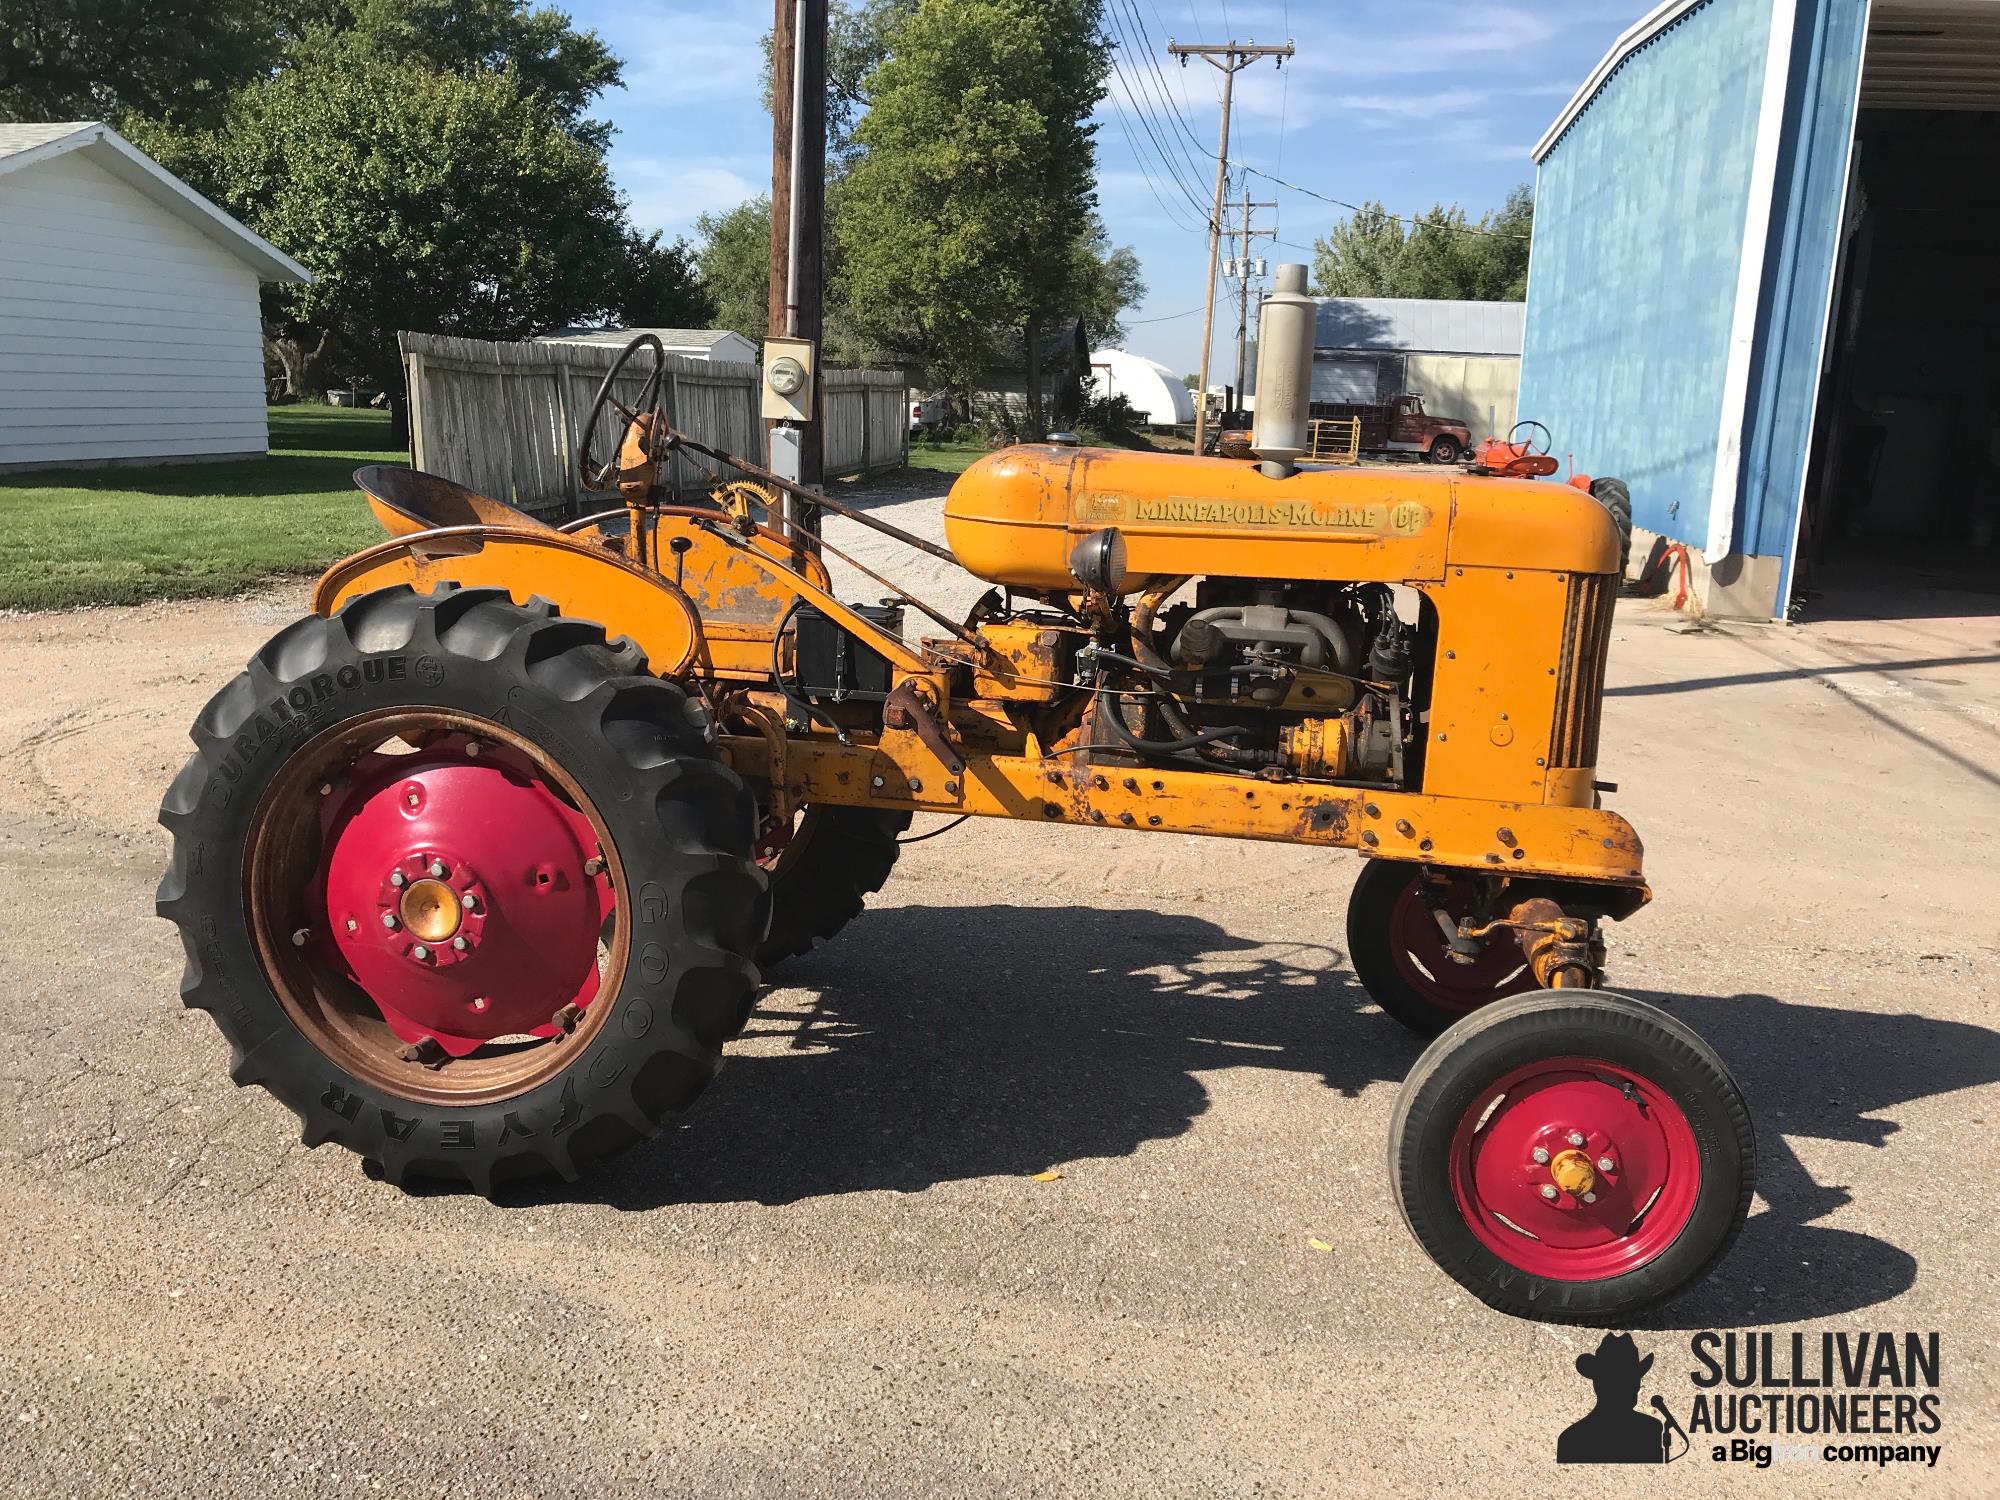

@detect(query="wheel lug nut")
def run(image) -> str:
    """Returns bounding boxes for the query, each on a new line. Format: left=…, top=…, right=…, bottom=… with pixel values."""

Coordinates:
left=406, top=793, right=419, bottom=807
left=1582, top=1192, right=1597, bottom=1204
left=1531, top=1146, right=1550, bottom=1164
left=1540, top=1184, right=1558, bottom=1201
left=428, top=859, right=447, bottom=878
left=412, top=944, right=430, bottom=961
left=381, top=912, right=398, bottom=929
left=1597, top=1156, right=1615, bottom=1172
left=291, top=928, right=310, bottom=947
left=462, top=893, right=478, bottom=910
left=345, top=918, right=358, bottom=933
left=465, top=741, right=481, bottom=757
left=583, top=856, right=604, bottom=876
left=1567, top=1131, right=1586, bottom=1147
left=390, top=871, right=406, bottom=888
left=452, top=936, right=468, bottom=951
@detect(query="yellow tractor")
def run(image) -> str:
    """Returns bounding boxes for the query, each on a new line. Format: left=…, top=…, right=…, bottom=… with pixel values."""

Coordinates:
left=159, top=271, right=1753, bottom=1324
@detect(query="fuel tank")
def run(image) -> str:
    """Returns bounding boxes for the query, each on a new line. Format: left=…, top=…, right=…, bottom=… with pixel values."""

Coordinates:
left=941, top=445, right=1618, bottom=591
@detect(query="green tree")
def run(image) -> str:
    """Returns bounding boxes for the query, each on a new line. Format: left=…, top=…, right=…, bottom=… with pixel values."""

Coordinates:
left=618, top=229, right=715, bottom=328
left=149, top=30, right=640, bottom=440
left=1312, top=185, right=1533, bottom=301
left=330, top=0, right=622, bottom=149
left=1070, top=217, right=1144, bottom=348
left=695, top=196, right=775, bottom=344
left=837, top=0, right=1111, bottom=434
left=0, top=0, right=280, bottom=127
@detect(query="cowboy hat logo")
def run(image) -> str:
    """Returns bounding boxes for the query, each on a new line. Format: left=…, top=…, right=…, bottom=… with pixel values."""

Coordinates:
left=1558, top=1333, right=1687, bottom=1464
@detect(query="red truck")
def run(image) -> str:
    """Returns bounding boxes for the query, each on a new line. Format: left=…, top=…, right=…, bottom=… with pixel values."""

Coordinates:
left=1308, top=392, right=1470, bottom=463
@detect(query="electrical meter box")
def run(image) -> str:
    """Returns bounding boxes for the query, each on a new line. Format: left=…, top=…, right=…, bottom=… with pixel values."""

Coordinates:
left=761, top=336, right=817, bottom=422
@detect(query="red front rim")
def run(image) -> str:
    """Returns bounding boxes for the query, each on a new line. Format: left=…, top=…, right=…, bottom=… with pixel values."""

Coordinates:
left=1448, top=1057, right=1702, bottom=1281
left=1388, top=875, right=1537, bottom=1015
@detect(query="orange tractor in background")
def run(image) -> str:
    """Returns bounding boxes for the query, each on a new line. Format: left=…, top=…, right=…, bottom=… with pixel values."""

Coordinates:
left=158, top=267, right=1751, bottom=1325
left=1473, top=418, right=1634, bottom=576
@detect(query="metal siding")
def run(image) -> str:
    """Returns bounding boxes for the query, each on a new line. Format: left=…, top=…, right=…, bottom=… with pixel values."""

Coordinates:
left=1744, top=0, right=1870, bottom=587
left=1404, top=353, right=1522, bottom=441
left=0, top=151, right=268, bottom=467
left=1519, top=0, right=1775, bottom=546
left=1313, top=298, right=1525, bottom=356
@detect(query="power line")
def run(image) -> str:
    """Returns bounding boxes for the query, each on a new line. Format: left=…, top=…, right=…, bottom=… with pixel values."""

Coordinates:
left=1107, top=63, right=1212, bottom=221
left=1126, top=304, right=1205, bottom=324
left=1115, top=0, right=1213, bottom=168
left=1108, top=4, right=1208, bottom=188
left=1240, top=164, right=1535, bottom=240
left=1105, top=94, right=1207, bottom=233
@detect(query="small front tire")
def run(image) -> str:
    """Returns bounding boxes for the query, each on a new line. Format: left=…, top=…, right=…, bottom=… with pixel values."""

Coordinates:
left=1389, top=990, right=1754, bottom=1323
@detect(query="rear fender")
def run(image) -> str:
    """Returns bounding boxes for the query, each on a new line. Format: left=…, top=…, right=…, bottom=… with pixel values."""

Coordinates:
left=312, top=526, right=702, bottom=678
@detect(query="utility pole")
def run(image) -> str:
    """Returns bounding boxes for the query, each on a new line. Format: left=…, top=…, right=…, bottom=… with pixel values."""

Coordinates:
left=1169, top=37, right=1293, bottom=453
left=768, top=0, right=827, bottom=536
left=1226, top=182, right=1278, bottom=411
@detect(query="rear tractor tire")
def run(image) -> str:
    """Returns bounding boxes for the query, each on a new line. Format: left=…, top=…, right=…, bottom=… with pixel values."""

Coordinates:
left=1345, top=859, right=1539, bottom=1037
left=156, top=584, right=769, bottom=1192
left=1389, top=989, right=1754, bottom=1323
left=756, top=804, right=911, bottom=968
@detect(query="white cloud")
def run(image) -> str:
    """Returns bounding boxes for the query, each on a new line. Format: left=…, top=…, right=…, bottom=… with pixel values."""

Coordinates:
left=618, top=156, right=763, bottom=239
left=616, top=8, right=768, bottom=105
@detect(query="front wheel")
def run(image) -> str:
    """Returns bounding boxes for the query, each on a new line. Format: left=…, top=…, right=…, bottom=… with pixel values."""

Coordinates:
left=756, top=803, right=910, bottom=967
left=157, top=584, right=768, bottom=1192
left=1389, top=990, right=1754, bottom=1323
left=1428, top=435, right=1462, bottom=464
left=1346, top=859, right=1538, bottom=1036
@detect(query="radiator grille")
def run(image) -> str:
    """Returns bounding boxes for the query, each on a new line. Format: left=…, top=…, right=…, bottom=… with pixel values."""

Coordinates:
left=1549, top=574, right=1616, bottom=769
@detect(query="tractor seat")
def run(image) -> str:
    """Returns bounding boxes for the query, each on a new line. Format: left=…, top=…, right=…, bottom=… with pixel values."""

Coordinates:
left=352, top=465, right=556, bottom=538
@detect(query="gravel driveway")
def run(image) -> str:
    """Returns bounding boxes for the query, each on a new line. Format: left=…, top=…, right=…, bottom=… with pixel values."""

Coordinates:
left=1, top=481, right=1995, bottom=1496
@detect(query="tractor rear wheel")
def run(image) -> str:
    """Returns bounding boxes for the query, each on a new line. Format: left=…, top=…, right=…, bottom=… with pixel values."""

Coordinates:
left=156, top=584, right=767, bottom=1192
left=755, top=804, right=910, bottom=967
left=1590, top=476, right=1633, bottom=576
left=1346, top=859, right=1539, bottom=1037
left=1389, top=990, right=1754, bottom=1322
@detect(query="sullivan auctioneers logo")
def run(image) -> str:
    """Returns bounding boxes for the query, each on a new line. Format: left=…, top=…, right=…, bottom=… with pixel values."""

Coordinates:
left=1555, top=1330, right=1944, bottom=1470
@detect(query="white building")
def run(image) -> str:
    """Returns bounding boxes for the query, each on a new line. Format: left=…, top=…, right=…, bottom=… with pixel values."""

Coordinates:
left=1087, top=348, right=1195, bottom=427
left=0, top=122, right=309, bottom=472
left=538, top=327, right=760, bottom=366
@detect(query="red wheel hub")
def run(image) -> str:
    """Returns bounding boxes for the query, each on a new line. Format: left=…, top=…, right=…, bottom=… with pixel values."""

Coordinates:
left=1389, top=876, right=1537, bottom=1015
left=317, top=736, right=611, bottom=1058
left=1449, top=1058, right=1700, bottom=1280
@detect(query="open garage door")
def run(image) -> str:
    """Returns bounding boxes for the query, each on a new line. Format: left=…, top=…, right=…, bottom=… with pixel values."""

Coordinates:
left=1797, top=0, right=2000, bottom=614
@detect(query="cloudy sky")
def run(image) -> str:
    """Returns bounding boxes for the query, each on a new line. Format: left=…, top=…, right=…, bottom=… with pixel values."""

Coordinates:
left=560, top=0, right=1648, bottom=376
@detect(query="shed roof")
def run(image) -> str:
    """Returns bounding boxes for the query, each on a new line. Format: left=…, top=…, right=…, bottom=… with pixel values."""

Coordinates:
left=1532, top=0, right=1707, bottom=162
left=539, top=326, right=751, bottom=350
left=0, top=121, right=309, bottom=282
left=1313, top=297, right=1524, bottom=357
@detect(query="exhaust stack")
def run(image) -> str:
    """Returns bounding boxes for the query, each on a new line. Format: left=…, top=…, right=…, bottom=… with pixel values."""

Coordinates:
left=1250, top=262, right=1315, bottom=478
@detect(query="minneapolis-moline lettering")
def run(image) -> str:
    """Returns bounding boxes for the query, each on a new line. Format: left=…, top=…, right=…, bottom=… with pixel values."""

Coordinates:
left=1126, top=496, right=1425, bottom=534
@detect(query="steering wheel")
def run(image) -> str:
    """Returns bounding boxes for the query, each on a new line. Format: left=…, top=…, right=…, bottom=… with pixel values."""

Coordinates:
left=1508, top=419, right=1552, bottom=456
left=577, top=333, right=667, bottom=493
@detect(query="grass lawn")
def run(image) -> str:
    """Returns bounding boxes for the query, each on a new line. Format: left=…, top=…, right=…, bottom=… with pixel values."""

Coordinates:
left=903, top=438, right=993, bottom=477
left=0, top=405, right=398, bottom=611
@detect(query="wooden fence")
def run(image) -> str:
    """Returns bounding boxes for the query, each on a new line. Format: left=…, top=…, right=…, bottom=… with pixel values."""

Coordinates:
left=400, top=332, right=907, bottom=517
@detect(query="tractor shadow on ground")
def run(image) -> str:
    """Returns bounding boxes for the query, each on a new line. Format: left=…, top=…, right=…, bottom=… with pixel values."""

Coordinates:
left=1629, top=988, right=2000, bottom=1329
left=567, top=902, right=1416, bottom=1208
left=491, top=908, right=2000, bottom=1329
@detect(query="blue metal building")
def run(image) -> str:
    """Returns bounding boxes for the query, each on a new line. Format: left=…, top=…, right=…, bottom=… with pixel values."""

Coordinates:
left=1520, top=0, right=2000, bottom=616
